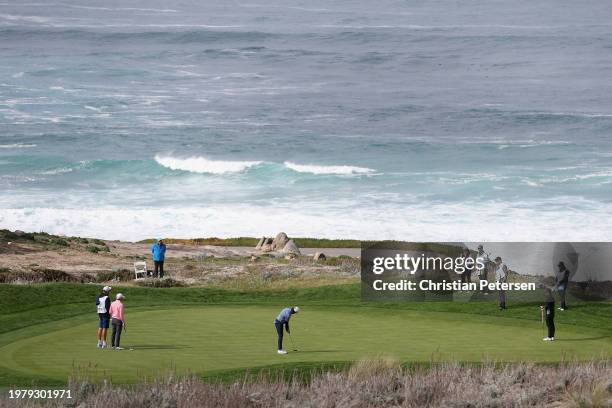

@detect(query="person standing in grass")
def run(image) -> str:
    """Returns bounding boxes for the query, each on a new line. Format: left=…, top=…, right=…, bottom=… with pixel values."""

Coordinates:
left=460, top=248, right=473, bottom=284
left=151, top=238, right=167, bottom=278
left=475, top=245, right=490, bottom=294
left=95, top=285, right=112, bottom=348
left=494, top=256, right=508, bottom=310
left=109, top=293, right=126, bottom=350
left=274, top=306, right=299, bottom=354
left=556, top=261, right=570, bottom=311
left=541, top=284, right=556, bottom=341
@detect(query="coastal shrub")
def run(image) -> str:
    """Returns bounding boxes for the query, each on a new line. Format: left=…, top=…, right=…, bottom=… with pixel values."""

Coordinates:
left=0, top=270, right=34, bottom=283
left=79, top=273, right=96, bottom=283
left=91, top=239, right=106, bottom=246
left=71, top=237, right=89, bottom=244
left=87, top=246, right=100, bottom=253
left=0, top=268, right=77, bottom=283
left=134, top=278, right=185, bottom=288
left=36, top=268, right=76, bottom=282
left=49, top=237, right=69, bottom=247
left=96, top=269, right=133, bottom=282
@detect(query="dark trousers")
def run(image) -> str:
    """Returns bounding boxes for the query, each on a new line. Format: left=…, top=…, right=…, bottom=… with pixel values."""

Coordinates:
left=479, top=273, right=489, bottom=293
left=545, top=302, right=555, bottom=338
left=461, top=270, right=472, bottom=284
left=499, top=289, right=506, bottom=309
left=275, top=320, right=284, bottom=350
left=154, top=261, right=164, bottom=278
left=111, top=318, right=123, bottom=348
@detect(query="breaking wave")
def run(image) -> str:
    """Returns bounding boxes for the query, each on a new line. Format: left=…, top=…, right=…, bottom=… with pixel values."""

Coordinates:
left=154, top=154, right=262, bottom=174
left=283, top=161, right=375, bottom=175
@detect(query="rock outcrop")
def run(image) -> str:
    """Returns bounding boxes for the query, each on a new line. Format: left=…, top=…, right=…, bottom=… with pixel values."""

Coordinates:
left=271, top=232, right=289, bottom=251
left=255, top=232, right=300, bottom=255
left=282, top=239, right=300, bottom=255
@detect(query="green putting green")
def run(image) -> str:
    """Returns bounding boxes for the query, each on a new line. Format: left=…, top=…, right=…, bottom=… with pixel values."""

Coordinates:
left=1, top=305, right=610, bottom=384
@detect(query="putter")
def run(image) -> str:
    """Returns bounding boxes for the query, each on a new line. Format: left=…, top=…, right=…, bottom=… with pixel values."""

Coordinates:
left=288, top=332, right=298, bottom=351
left=124, top=325, right=134, bottom=350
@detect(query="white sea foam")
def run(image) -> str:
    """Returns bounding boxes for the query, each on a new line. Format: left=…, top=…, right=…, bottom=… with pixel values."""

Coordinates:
left=2, top=199, right=612, bottom=246
left=0, top=143, right=36, bottom=149
left=155, top=154, right=262, bottom=174
left=284, top=161, right=375, bottom=175
left=84, top=105, right=103, bottom=112
left=0, top=13, right=50, bottom=23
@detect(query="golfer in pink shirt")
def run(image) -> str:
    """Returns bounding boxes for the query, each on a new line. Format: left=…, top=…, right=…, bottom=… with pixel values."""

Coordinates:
left=109, top=293, right=126, bottom=350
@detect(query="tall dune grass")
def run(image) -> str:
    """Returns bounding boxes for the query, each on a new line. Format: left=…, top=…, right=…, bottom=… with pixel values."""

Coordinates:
left=4, top=360, right=610, bottom=407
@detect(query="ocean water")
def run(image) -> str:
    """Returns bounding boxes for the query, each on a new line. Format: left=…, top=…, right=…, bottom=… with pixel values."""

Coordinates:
left=1, top=0, right=612, bottom=241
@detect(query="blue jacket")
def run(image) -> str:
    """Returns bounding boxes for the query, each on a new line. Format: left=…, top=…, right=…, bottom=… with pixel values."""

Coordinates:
left=276, top=307, right=293, bottom=324
left=152, top=243, right=166, bottom=261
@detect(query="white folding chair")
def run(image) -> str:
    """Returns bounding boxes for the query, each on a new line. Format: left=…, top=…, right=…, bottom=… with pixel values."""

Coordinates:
left=134, top=261, right=147, bottom=280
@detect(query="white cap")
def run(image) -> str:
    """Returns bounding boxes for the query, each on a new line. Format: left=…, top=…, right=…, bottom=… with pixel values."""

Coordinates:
left=116, top=293, right=125, bottom=300
left=102, top=286, right=112, bottom=293
left=293, top=306, right=300, bottom=313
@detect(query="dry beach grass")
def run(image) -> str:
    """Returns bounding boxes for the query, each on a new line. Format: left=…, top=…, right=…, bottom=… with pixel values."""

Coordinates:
left=3, top=360, right=610, bottom=407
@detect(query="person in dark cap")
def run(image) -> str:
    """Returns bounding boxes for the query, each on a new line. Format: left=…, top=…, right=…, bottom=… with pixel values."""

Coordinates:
left=475, top=244, right=490, bottom=294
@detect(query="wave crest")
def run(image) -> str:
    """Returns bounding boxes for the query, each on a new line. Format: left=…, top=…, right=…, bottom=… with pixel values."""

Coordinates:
left=155, top=154, right=262, bottom=174
left=284, top=161, right=374, bottom=175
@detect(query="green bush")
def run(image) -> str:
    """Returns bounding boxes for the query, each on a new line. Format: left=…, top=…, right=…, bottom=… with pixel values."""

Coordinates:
left=49, top=237, right=69, bottom=247
left=71, top=237, right=89, bottom=244
left=86, top=246, right=100, bottom=253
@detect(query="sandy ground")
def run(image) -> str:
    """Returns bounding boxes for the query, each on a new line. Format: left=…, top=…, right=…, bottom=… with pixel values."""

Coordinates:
left=0, top=239, right=359, bottom=274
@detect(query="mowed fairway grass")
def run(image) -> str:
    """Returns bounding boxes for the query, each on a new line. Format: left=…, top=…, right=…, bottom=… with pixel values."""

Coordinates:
left=0, top=284, right=610, bottom=386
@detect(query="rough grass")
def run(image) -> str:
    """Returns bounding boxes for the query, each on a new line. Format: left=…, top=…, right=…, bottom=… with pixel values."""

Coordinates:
left=2, top=360, right=610, bottom=407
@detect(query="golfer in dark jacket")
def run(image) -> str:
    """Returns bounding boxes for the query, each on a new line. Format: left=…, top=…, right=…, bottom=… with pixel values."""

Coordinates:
left=556, top=261, right=570, bottom=311
left=541, top=285, right=555, bottom=341
left=274, top=306, right=299, bottom=354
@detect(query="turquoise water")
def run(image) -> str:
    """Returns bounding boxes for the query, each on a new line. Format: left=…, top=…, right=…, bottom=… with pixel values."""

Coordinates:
left=1, top=1, right=612, bottom=240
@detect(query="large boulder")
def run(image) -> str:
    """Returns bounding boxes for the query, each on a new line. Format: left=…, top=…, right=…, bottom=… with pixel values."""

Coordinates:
left=282, top=239, right=301, bottom=255
left=255, top=237, right=266, bottom=250
left=260, top=238, right=274, bottom=252
left=272, top=232, right=290, bottom=251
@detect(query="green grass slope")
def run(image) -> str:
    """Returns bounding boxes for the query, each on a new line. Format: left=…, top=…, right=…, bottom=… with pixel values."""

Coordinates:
left=0, top=284, right=610, bottom=387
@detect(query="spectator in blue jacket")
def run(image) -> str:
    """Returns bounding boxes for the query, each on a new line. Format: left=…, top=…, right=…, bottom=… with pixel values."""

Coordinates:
left=151, top=239, right=167, bottom=278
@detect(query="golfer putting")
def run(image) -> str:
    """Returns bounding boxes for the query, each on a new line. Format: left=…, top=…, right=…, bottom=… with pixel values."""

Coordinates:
left=274, top=306, right=299, bottom=354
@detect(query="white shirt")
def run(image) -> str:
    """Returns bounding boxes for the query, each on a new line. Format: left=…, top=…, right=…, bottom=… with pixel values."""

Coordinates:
left=495, top=263, right=507, bottom=282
